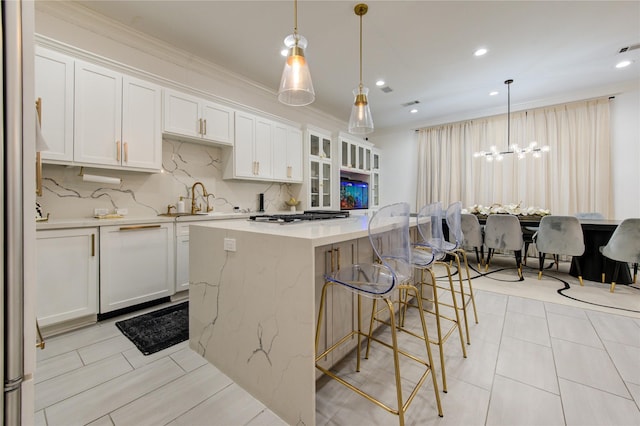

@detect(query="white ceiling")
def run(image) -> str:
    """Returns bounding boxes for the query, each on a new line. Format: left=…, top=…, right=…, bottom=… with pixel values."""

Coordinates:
left=74, top=0, right=640, bottom=131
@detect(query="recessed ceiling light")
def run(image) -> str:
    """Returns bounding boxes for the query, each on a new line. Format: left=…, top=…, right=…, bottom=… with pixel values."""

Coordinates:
left=474, top=48, right=488, bottom=56
left=616, top=60, right=633, bottom=68
left=375, top=79, right=385, bottom=86
left=489, top=91, right=499, bottom=96
left=410, top=109, right=418, bottom=114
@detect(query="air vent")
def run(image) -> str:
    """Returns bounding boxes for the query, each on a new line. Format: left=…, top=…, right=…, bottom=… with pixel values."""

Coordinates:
left=401, top=100, right=420, bottom=107
left=619, top=43, right=640, bottom=53
left=380, top=86, right=393, bottom=93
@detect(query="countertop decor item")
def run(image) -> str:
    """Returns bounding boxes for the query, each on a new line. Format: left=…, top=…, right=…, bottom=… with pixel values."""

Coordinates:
left=285, top=197, right=301, bottom=211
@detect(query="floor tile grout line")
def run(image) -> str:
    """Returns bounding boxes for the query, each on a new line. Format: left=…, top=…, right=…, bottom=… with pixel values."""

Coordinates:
left=482, top=292, right=509, bottom=425
left=159, top=380, right=236, bottom=426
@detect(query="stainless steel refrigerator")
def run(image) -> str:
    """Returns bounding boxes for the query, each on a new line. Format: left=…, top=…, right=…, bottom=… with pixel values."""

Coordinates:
left=2, top=1, right=37, bottom=424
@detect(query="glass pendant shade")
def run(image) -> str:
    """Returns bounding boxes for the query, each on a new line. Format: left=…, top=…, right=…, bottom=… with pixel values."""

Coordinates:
left=348, top=87, right=374, bottom=134
left=278, top=34, right=315, bottom=106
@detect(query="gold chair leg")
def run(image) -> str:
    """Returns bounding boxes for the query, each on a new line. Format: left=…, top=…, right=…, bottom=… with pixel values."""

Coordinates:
left=457, top=249, right=478, bottom=324
left=578, top=276, right=584, bottom=286
left=538, top=271, right=543, bottom=280
left=601, top=272, right=605, bottom=283
left=610, top=281, right=616, bottom=293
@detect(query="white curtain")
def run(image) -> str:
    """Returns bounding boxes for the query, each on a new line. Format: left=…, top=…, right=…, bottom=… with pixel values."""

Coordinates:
left=416, top=98, right=612, bottom=217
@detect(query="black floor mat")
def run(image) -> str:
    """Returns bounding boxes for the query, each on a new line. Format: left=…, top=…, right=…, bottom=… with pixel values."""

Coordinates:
left=115, top=302, right=188, bottom=355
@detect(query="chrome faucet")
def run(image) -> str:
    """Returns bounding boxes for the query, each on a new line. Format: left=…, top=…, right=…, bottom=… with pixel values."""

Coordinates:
left=191, top=181, right=209, bottom=214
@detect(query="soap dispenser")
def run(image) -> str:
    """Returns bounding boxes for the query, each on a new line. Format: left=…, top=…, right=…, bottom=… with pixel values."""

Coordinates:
left=177, top=196, right=185, bottom=213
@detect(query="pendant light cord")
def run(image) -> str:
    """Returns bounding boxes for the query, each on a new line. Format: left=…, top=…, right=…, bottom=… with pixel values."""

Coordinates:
left=359, top=12, right=363, bottom=91
left=293, top=0, right=298, bottom=36
left=506, top=79, right=512, bottom=151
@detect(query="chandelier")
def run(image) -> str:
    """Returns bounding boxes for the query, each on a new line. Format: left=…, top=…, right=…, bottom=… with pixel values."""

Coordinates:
left=474, top=79, right=549, bottom=161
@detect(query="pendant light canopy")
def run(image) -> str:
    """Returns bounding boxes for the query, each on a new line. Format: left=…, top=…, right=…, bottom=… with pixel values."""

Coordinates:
left=474, top=79, right=550, bottom=161
left=278, top=0, right=315, bottom=106
left=348, top=3, right=374, bottom=135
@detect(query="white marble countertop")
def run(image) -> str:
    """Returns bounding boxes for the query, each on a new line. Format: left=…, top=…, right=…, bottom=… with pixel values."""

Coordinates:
left=36, top=212, right=251, bottom=230
left=192, top=215, right=372, bottom=247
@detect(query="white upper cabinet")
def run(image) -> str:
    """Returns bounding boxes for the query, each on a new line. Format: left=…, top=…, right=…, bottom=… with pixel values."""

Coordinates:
left=163, top=88, right=234, bottom=146
left=35, top=47, right=74, bottom=162
left=74, top=60, right=123, bottom=167
left=74, top=60, right=162, bottom=171
left=121, top=76, right=163, bottom=170
left=225, top=111, right=301, bottom=183
left=272, top=123, right=303, bottom=183
left=340, top=135, right=372, bottom=175
left=306, top=128, right=334, bottom=210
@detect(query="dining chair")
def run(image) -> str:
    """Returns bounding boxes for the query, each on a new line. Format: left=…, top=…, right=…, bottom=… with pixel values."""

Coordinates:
left=533, top=215, right=585, bottom=285
left=484, top=214, right=525, bottom=278
left=460, top=213, right=484, bottom=269
left=410, top=202, right=467, bottom=393
left=315, top=202, right=443, bottom=424
left=599, top=218, right=640, bottom=292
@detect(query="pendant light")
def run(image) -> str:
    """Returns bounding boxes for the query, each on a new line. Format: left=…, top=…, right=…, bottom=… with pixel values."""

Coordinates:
left=278, top=0, right=315, bottom=106
left=474, top=79, right=549, bottom=161
left=348, top=3, right=374, bottom=135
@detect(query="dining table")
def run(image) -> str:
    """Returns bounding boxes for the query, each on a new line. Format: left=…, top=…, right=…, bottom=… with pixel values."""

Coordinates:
left=471, top=215, right=632, bottom=285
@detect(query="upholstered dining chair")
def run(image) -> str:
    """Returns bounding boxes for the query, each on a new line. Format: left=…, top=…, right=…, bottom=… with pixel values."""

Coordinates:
left=315, top=202, right=443, bottom=424
left=484, top=214, right=525, bottom=278
left=533, top=215, right=585, bottom=285
left=411, top=202, right=467, bottom=393
left=460, top=213, right=484, bottom=269
left=599, top=218, right=640, bottom=292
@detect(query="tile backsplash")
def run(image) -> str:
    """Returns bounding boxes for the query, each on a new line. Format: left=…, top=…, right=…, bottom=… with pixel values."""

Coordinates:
left=37, top=139, right=302, bottom=220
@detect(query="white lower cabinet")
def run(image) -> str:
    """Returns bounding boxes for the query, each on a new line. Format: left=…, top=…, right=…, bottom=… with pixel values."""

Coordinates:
left=175, top=223, right=190, bottom=293
left=36, top=228, right=98, bottom=327
left=100, top=223, right=175, bottom=313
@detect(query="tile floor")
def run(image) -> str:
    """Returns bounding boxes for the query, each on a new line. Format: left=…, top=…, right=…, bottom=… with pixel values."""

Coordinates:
left=35, top=266, right=640, bottom=426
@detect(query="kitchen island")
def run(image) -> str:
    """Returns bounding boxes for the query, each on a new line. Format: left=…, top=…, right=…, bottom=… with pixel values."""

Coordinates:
left=189, top=214, right=375, bottom=425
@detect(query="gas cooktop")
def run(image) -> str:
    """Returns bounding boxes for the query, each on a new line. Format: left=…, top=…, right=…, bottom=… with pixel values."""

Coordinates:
left=248, top=210, right=349, bottom=223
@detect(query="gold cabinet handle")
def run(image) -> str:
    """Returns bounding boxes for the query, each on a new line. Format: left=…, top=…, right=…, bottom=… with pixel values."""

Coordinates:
left=91, top=233, right=95, bottom=257
left=116, top=141, right=121, bottom=162
left=335, top=247, right=341, bottom=270
left=124, top=142, right=129, bottom=163
left=256, top=161, right=260, bottom=175
left=287, top=166, right=292, bottom=178
left=119, top=224, right=162, bottom=231
left=36, top=320, right=45, bottom=349
left=198, top=118, right=202, bottom=135
left=203, top=119, right=207, bottom=136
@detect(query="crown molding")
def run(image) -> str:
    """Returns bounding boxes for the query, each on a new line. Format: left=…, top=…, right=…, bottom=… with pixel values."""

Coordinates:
left=35, top=1, right=347, bottom=130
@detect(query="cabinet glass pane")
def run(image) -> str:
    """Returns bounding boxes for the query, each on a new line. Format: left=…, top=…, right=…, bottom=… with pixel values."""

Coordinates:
left=350, top=144, right=357, bottom=168
left=310, top=161, right=319, bottom=195
left=311, top=194, right=320, bottom=207
left=342, top=141, right=348, bottom=167
left=373, top=153, right=379, bottom=169
left=358, top=146, right=364, bottom=169
left=373, top=173, right=379, bottom=205
left=322, top=138, right=331, bottom=159
left=310, top=134, right=319, bottom=157
left=322, top=163, right=331, bottom=205
left=365, top=148, right=371, bottom=171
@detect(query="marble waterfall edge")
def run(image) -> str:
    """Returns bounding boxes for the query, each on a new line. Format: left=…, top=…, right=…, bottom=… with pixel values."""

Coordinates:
left=189, top=224, right=315, bottom=425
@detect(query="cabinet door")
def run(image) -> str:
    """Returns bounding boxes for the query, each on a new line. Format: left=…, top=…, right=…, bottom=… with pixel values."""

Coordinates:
left=254, top=117, right=273, bottom=179
left=162, top=89, right=201, bottom=138
left=287, top=127, right=303, bottom=181
left=201, top=101, right=234, bottom=146
left=36, top=228, right=98, bottom=326
left=234, top=112, right=256, bottom=178
left=35, top=47, right=74, bottom=162
left=272, top=123, right=289, bottom=181
left=176, top=234, right=190, bottom=293
left=74, top=60, right=122, bottom=166
left=100, top=223, right=175, bottom=313
left=122, top=76, right=162, bottom=170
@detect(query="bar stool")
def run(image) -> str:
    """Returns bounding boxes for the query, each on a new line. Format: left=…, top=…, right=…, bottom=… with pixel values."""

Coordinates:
left=315, top=202, right=443, bottom=425
left=410, top=202, right=467, bottom=393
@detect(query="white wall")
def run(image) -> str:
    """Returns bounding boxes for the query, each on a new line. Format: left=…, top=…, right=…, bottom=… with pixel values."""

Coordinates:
left=376, top=86, right=640, bottom=219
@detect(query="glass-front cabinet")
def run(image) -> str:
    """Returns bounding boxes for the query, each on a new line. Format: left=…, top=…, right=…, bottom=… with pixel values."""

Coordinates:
left=340, top=134, right=373, bottom=174
left=307, top=128, right=333, bottom=210
left=370, top=149, right=380, bottom=209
